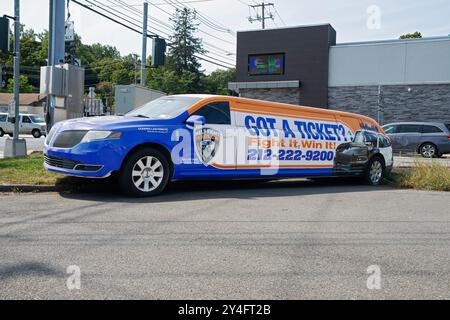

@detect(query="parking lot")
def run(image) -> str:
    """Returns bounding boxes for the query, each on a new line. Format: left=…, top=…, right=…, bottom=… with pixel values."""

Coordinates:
left=0, top=180, right=449, bottom=299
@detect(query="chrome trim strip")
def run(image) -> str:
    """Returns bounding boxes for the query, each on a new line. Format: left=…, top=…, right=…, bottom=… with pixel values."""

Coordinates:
left=44, top=164, right=111, bottom=179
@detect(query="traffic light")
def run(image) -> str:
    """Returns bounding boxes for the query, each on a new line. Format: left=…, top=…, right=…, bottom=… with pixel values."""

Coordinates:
left=0, top=16, right=10, bottom=54
left=152, top=38, right=166, bottom=67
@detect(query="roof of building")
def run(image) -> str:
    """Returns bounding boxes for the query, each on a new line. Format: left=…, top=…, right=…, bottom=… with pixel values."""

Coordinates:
left=0, top=93, right=47, bottom=106
left=333, top=36, right=450, bottom=48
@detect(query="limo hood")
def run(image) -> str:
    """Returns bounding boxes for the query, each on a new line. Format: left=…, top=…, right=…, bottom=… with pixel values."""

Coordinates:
left=54, top=116, right=174, bottom=132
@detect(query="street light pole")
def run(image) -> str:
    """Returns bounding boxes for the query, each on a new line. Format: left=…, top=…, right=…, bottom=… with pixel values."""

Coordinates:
left=12, top=0, right=20, bottom=147
left=3, top=0, right=26, bottom=158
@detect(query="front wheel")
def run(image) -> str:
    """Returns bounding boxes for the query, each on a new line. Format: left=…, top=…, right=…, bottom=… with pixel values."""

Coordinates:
left=119, top=148, right=170, bottom=197
left=32, top=129, right=41, bottom=138
left=364, top=157, right=385, bottom=186
left=0, top=128, right=4, bottom=137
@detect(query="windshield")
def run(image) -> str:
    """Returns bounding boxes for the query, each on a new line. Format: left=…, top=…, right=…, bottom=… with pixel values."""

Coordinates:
left=126, top=96, right=202, bottom=119
left=30, top=116, right=45, bottom=123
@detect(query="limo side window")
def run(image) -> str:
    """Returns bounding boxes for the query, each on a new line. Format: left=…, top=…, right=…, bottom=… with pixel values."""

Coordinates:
left=192, top=102, right=231, bottom=125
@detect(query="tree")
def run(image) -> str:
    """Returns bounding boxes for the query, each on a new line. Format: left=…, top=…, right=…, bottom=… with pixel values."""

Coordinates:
left=166, top=8, right=206, bottom=76
left=200, top=68, right=236, bottom=95
left=400, top=32, right=422, bottom=39
left=7, top=75, right=34, bottom=93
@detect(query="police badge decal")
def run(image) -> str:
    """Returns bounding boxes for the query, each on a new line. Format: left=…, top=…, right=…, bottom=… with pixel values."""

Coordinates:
left=194, top=127, right=222, bottom=165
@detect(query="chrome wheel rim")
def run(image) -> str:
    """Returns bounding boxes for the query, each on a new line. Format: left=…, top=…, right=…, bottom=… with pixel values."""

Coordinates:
left=422, top=145, right=435, bottom=158
left=369, top=161, right=383, bottom=184
left=132, top=156, right=164, bottom=192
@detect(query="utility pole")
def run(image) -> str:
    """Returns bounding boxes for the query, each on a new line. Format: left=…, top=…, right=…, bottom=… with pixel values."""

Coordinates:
left=4, top=0, right=27, bottom=158
left=248, top=2, right=274, bottom=30
left=140, top=1, right=148, bottom=87
left=46, top=0, right=65, bottom=132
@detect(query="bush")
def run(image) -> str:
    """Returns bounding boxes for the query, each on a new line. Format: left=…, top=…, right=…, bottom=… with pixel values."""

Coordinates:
left=399, top=161, right=450, bottom=191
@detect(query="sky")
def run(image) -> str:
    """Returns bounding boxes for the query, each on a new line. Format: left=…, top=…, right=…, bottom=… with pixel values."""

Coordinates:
left=2, top=0, right=450, bottom=73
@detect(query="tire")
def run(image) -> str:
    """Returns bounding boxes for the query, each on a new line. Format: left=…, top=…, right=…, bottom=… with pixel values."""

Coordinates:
left=119, top=148, right=170, bottom=197
left=32, top=129, right=41, bottom=138
left=8, top=133, right=13, bottom=137
left=420, top=143, right=438, bottom=158
left=364, top=156, right=385, bottom=186
left=0, top=128, right=4, bottom=137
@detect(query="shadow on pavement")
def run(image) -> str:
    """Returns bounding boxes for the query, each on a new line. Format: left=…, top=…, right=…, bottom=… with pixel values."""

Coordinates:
left=0, top=262, right=61, bottom=280
left=58, top=177, right=394, bottom=204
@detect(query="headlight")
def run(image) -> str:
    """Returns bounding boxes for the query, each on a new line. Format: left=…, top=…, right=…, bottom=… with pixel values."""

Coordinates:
left=80, top=130, right=122, bottom=143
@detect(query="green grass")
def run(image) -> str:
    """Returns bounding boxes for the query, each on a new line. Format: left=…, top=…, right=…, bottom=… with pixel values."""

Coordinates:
left=396, top=161, right=450, bottom=192
left=0, top=152, right=62, bottom=185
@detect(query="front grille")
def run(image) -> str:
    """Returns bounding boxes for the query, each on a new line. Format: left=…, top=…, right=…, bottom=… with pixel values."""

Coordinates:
left=52, top=130, right=87, bottom=148
left=44, top=155, right=79, bottom=170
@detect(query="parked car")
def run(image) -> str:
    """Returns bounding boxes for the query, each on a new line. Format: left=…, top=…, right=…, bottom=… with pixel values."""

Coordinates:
left=382, top=122, right=450, bottom=158
left=44, top=95, right=392, bottom=197
left=0, top=113, right=47, bottom=138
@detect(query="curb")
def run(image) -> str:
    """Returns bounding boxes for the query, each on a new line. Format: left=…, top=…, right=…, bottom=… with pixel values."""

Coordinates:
left=0, top=184, right=66, bottom=193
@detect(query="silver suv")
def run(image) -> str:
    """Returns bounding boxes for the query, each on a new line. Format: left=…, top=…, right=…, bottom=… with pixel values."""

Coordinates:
left=0, top=113, right=47, bottom=138
left=382, top=122, right=450, bottom=158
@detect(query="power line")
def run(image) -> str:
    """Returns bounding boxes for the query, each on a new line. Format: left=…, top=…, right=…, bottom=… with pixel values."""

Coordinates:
left=108, top=0, right=235, bottom=55
left=71, top=0, right=234, bottom=69
left=273, top=5, right=286, bottom=26
left=110, top=0, right=236, bottom=60
left=103, top=0, right=236, bottom=63
left=166, top=0, right=235, bottom=35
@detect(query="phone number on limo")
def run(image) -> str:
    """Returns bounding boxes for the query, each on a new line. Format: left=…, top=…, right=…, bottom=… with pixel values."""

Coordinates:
left=248, top=149, right=335, bottom=162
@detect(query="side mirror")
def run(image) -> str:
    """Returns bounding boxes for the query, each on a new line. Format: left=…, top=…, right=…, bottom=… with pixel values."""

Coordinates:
left=186, top=115, right=205, bottom=128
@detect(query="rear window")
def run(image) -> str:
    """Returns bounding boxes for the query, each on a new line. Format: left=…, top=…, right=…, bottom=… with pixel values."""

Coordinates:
left=446, top=124, right=450, bottom=132
left=421, top=125, right=443, bottom=134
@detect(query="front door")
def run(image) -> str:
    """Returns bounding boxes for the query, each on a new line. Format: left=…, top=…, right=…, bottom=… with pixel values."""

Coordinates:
left=187, top=101, right=237, bottom=178
left=20, top=115, right=33, bottom=134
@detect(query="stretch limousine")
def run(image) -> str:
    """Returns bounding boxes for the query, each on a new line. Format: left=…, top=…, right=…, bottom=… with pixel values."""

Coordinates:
left=44, top=95, right=393, bottom=197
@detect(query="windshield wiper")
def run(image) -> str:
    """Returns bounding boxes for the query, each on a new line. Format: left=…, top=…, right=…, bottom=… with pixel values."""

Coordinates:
left=133, top=114, right=150, bottom=118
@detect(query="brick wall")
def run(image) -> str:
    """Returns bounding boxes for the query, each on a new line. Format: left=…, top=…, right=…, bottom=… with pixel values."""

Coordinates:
left=328, top=84, right=450, bottom=125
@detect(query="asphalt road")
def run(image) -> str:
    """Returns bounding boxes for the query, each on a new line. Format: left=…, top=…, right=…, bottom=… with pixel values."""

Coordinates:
left=0, top=180, right=449, bottom=299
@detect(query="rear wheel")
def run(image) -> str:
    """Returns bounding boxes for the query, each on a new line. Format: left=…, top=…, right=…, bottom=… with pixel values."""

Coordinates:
left=32, top=129, right=41, bottom=138
left=364, top=157, right=385, bottom=186
left=8, top=133, right=13, bottom=137
left=119, top=148, right=170, bottom=197
left=420, top=143, right=437, bottom=158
